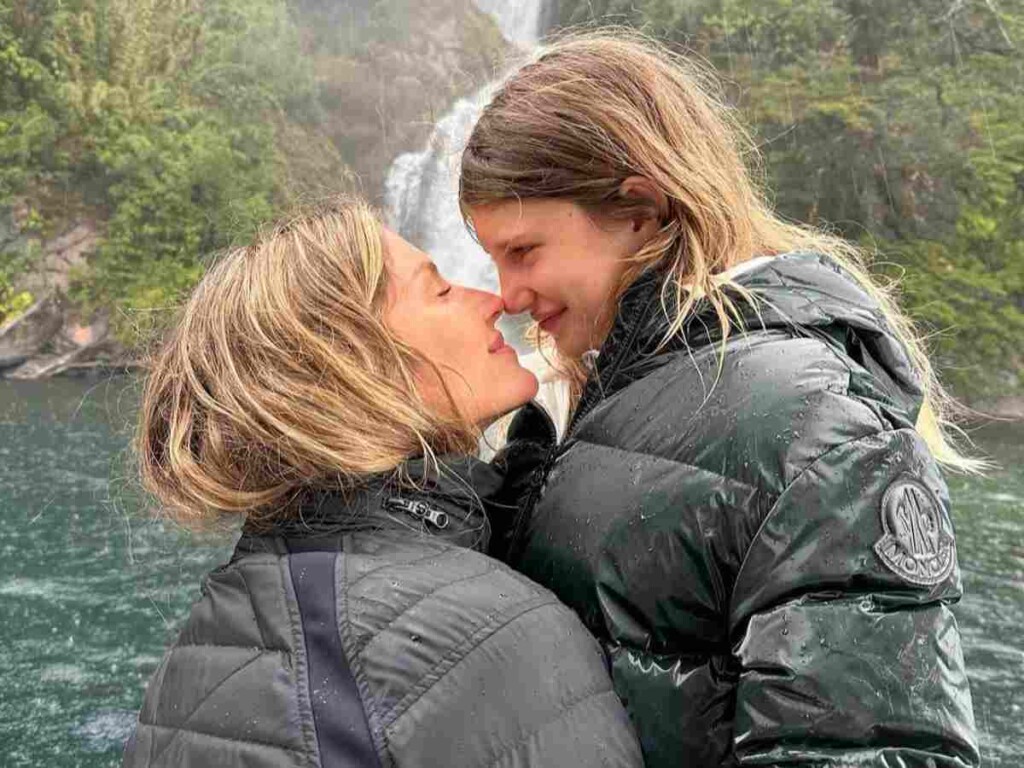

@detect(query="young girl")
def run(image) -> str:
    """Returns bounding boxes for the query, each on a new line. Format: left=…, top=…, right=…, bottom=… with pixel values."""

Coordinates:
left=460, top=32, right=981, bottom=767
left=123, top=199, right=642, bottom=767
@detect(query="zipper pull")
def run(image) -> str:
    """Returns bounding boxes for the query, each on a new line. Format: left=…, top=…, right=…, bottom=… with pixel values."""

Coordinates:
left=421, top=506, right=450, bottom=529
left=385, top=497, right=450, bottom=530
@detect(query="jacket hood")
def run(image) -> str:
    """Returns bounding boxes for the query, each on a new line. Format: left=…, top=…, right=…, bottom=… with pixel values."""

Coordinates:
left=585, top=252, right=925, bottom=432
left=240, top=455, right=506, bottom=551
left=724, top=252, right=924, bottom=420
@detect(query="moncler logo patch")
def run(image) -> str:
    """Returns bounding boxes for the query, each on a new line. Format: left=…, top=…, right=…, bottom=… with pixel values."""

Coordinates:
left=873, top=475, right=955, bottom=586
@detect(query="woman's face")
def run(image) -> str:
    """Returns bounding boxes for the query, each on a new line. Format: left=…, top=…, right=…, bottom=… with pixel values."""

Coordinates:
left=468, top=198, right=646, bottom=358
left=383, top=229, right=539, bottom=426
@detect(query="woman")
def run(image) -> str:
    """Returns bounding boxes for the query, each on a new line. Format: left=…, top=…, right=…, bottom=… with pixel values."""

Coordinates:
left=460, top=32, right=981, bottom=767
left=123, top=199, right=643, bottom=768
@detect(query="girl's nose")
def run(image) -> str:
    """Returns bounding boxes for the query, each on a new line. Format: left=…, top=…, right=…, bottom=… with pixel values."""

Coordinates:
left=501, top=279, right=533, bottom=315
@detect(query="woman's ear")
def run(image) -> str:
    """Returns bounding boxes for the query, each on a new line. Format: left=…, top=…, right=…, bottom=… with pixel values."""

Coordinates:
left=619, top=176, right=668, bottom=233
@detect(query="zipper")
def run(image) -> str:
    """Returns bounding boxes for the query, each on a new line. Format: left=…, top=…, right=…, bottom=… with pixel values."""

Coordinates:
left=384, top=497, right=450, bottom=530
left=565, top=291, right=653, bottom=439
left=505, top=446, right=557, bottom=563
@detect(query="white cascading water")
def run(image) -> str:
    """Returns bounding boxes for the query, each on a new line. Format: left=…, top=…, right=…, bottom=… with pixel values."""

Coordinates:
left=385, top=0, right=572, bottom=445
left=384, top=0, right=547, bottom=294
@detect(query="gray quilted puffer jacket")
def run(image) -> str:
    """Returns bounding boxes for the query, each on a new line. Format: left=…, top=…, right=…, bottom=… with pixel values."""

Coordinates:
left=123, top=459, right=642, bottom=768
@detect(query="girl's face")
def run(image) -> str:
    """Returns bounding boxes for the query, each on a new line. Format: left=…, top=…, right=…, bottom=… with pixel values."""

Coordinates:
left=383, top=229, right=539, bottom=426
left=468, top=198, right=648, bottom=358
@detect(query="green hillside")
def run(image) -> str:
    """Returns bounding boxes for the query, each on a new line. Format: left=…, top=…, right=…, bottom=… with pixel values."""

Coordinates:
left=2, top=0, right=1021, bottom=400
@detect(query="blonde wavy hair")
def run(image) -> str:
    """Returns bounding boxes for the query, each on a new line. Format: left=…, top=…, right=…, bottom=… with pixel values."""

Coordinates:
left=460, top=29, right=981, bottom=472
left=138, top=197, right=479, bottom=528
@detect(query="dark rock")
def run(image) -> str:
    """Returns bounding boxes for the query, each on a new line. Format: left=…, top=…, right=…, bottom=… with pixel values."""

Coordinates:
left=0, top=295, right=65, bottom=371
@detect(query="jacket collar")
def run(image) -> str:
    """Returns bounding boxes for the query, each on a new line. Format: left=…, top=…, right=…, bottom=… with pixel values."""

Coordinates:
left=565, top=252, right=925, bottom=436
left=566, top=268, right=667, bottom=435
left=236, top=456, right=506, bottom=554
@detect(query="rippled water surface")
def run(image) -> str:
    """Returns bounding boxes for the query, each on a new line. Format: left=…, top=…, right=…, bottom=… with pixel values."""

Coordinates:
left=0, top=379, right=233, bottom=767
left=0, top=378, right=1021, bottom=766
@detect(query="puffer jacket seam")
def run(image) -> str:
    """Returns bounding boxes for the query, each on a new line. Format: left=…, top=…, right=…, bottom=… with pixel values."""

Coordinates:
left=380, top=594, right=555, bottom=729
left=238, top=567, right=274, bottom=650
left=337, top=539, right=393, bottom=767
left=727, top=425, right=902, bottom=630
left=142, top=650, right=275, bottom=766
left=744, top=285, right=903, bottom=429
left=481, top=683, right=618, bottom=768
left=572, top=433, right=762, bottom=496
left=133, top=721, right=310, bottom=756
left=172, top=643, right=291, bottom=653
left=350, top=560, right=496, bottom=659
left=347, top=543, right=452, bottom=590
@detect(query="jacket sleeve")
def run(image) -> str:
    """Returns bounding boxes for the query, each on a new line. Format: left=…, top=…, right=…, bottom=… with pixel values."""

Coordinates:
left=728, top=426, right=980, bottom=767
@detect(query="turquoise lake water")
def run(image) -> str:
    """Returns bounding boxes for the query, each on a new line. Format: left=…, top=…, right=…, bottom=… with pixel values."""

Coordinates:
left=0, top=377, right=1021, bottom=766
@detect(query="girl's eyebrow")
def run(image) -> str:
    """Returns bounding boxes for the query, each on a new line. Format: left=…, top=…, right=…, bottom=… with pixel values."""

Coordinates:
left=498, top=235, right=534, bottom=256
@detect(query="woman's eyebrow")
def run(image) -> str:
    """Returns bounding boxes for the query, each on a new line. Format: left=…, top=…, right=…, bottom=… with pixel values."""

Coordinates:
left=413, top=260, right=441, bottom=283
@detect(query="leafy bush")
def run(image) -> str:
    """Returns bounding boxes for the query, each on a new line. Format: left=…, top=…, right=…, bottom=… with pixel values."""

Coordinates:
left=0, top=0, right=338, bottom=345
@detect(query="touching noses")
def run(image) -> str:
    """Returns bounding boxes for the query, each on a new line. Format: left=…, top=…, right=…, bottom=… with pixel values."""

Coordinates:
left=473, top=289, right=504, bottom=326
left=498, top=270, right=534, bottom=315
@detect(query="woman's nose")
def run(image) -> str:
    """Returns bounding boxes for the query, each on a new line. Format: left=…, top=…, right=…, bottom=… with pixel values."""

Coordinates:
left=483, top=291, right=504, bottom=324
left=465, top=287, right=504, bottom=324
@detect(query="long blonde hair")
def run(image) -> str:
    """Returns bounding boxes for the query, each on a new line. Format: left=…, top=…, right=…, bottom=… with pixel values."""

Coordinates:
left=138, top=197, right=479, bottom=528
left=460, top=29, right=981, bottom=472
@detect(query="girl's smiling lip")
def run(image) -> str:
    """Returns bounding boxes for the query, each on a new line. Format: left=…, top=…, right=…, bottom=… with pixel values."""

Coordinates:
left=536, top=308, right=566, bottom=334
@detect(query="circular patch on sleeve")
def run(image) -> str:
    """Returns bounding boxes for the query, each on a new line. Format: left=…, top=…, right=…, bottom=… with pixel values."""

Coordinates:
left=873, top=474, right=955, bottom=586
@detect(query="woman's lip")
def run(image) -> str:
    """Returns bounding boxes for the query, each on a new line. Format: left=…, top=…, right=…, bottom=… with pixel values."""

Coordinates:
left=489, top=332, right=509, bottom=353
left=538, top=309, right=566, bottom=334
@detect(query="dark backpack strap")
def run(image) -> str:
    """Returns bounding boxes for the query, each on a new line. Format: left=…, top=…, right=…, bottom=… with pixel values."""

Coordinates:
left=287, top=543, right=381, bottom=767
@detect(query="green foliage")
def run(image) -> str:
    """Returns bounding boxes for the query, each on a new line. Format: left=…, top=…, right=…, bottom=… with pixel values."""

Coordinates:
left=0, top=233, right=38, bottom=325
left=0, top=287, right=34, bottom=324
left=558, top=0, right=1024, bottom=399
left=0, top=0, right=333, bottom=346
left=1, top=0, right=503, bottom=349
left=72, top=114, right=276, bottom=342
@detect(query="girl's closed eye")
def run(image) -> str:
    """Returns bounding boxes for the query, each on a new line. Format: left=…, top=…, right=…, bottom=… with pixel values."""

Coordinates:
left=507, top=245, right=535, bottom=262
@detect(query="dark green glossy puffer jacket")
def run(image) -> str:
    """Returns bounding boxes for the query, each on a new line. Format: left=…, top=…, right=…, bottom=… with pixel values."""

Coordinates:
left=495, top=253, right=980, bottom=767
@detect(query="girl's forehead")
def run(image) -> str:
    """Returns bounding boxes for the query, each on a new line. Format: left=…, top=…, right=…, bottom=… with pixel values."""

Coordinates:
left=470, top=199, right=580, bottom=249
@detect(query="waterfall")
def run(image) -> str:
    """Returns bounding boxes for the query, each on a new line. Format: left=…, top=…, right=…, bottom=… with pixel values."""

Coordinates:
left=472, top=0, right=546, bottom=47
left=384, top=0, right=547, bottom=294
